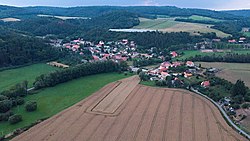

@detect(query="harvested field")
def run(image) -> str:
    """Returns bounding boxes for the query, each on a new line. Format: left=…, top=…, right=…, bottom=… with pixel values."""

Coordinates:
left=197, top=62, right=250, bottom=87
left=12, top=76, right=247, bottom=141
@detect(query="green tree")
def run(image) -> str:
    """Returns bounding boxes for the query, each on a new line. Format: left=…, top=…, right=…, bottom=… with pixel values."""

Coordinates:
left=232, top=80, right=247, bottom=97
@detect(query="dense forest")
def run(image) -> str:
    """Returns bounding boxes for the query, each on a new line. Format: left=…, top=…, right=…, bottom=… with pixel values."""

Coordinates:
left=0, top=5, right=241, bottom=20
left=0, top=11, right=139, bottom=37
left=0, top=27, right=62, bottom=68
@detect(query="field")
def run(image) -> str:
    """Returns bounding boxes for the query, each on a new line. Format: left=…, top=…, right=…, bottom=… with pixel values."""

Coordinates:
left=243, top=32, right=250, bottom=37
left=0, top=73, right=129, bottom=136
left=186, top=15, right=222, bottom=22
left=37, top=14, right=89, bottom=20
left=12, top=76, right=247, bottom=141
left=197, top=62, right=250, bottom=87
left=0, top=63, right=59, bottom=90
left=132, top=18, right=230, bottom=38
left=177, top=50, right=250, bottom=60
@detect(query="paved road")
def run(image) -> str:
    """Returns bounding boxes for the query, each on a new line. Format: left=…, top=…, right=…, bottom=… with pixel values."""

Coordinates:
left=191, top=87, right=250, bottom=140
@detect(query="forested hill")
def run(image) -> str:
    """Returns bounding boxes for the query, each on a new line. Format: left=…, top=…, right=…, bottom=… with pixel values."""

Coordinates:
left=0, top=27, right=60, bottom=68
left=0, top=11, right=139, bottom=36
left=224, top=10, right=250, bottom=18
left=0, top=5, right=241, bottom=20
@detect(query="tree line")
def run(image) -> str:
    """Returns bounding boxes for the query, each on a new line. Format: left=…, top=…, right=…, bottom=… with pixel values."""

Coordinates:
left=33, top=60, right=119, bottom=89
left=187, top=53, right=250, bottom=63
left=0, top=27, right=62, bottom=68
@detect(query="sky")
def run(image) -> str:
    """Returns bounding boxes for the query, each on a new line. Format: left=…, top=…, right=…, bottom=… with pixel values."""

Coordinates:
left=0, top=0, right=250, bottom=10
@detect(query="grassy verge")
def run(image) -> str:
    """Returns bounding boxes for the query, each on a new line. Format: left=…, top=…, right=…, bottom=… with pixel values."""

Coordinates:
left=0, top=72, right=130, bottom=136
left=0, top=63, right=59, bottom=90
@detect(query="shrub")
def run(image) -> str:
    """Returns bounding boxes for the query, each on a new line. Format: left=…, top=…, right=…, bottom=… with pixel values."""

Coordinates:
left=8, top=114, right=22, bottom=124
left=0, top=100, right=12, bottom=113
left=0, top=111, right=13, bottom=121
left=0, top=95, right=8, bottom=101
left=25, top=101, right=37, bottom=112
left=231, top=104, right=240, bottom=110
left=15, top=97, right=25, bottom=105
left=242, top=103, right=250, bottom=109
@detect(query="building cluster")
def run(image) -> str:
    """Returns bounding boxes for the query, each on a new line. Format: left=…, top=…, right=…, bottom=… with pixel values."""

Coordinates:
left=62, top=39, right=139, bottom=62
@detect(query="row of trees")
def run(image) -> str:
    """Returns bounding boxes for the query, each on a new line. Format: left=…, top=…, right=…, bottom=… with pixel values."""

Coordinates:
left=133, top=58, right=162, bottom=67
left=188, top=53, right=250, bottom=63
left=34, top=61, right=119, bottom=89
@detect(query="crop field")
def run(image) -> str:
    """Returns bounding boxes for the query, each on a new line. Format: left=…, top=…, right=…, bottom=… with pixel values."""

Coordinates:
left=197, top=62, right=250, bottom=87
left=132, top=18, right=230, bottom=38
left=0, top=73, right=129, bottom=136
left=0, top=63, right=59, bottom=90
left=12, top=76, right=247, bottom=141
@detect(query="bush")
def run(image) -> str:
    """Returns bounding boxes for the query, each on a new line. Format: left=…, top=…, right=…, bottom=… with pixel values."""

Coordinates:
left=8, top=114, right=22, bottom=124
left=0, top=100, right=12, bottom=113
left=244, top=95, right=250, bottom=102
left=25, top=101, right=37, bottom=112
left=231, top=104, right=240, bottom=110
left=242, top=103, right=250, bottom=109
left=0, top=95, right=8, bottom=101
left=14, top=97, right=25, bottom=106
left=0, top=111, right=13, bottom=121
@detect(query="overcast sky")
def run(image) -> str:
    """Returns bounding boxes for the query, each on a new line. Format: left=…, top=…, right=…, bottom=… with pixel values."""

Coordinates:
left=0, top=0, right=250, bottom=10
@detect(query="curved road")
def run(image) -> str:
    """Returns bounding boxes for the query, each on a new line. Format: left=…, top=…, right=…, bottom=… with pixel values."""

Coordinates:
left=191, top=87, right=250, bottom=140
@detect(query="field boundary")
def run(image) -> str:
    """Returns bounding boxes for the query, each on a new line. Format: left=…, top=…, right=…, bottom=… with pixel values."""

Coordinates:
left=190, top=87, right=250, bottom=140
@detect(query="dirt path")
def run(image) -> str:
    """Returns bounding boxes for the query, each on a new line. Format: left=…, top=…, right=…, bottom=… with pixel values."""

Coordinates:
left=11, top=76, right=248, bottom=141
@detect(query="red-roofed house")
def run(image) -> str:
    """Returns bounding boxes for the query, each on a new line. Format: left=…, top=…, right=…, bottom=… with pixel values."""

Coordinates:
left=186, top=61, right=195, bottom=67
left=161, top=62, right=171, bottom=68
left=201, top=81, right=210, bottom=88
left=92, top=55, right=100, bottom=61
left=228, top=39, right=236, bottom=43
left=172, top=62, right=181, bottom=68
left=170, top=51, right=178, bottom=58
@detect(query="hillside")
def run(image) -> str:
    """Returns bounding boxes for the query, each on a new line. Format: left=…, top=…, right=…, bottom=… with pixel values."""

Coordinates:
left=225, top=10, right=250, bottom=18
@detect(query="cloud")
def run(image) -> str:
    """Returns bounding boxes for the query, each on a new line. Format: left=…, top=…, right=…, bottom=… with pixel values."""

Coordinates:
left=142, top=0, right=159, bottom=6
left=215, top=0, right=250, bottom=10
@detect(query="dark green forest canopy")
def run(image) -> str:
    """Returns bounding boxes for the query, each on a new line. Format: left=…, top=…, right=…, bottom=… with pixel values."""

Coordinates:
left=0, top=27, right=60, bottom=68
left=0, top=5, right=242, bottom=20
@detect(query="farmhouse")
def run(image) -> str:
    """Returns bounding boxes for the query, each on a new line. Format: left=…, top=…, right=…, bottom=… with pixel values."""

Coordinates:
left=186, top=61, right=195, bottom=67
left=201, top=80, right=210, bottom=88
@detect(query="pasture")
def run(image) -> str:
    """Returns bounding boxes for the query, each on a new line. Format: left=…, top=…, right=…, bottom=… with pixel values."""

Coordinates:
left=187, top=15, right=222, bottom=22
left=12, top=76, right=247, bottom=141
left=0, top=63, right=58, bottom=90
left=0, top=73, right=129, bottom=136
left=176, top=50, right=250, bottom=60
left=132, top=17, right=230, bottom=38
left=196, top=62, right=250, bottom=87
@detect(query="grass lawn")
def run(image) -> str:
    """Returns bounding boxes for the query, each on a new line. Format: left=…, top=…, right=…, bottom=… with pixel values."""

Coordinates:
left=133, top=17, right=229, bottom=38
left=0, top=63, right=59, bottom=91
left=140, top=80, right=156, bottom=87
left=133, top=18, right=177, bottom=29
left=243, top=32, right=250, bottom=37
left=188, top=15, right=222, bottom=22
left=176, top=50, right=250, bottom=60
left=0, top=72, right=130, bottom=136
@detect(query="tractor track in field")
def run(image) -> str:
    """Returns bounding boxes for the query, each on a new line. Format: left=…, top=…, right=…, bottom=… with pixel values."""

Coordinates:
left=11, top=76, right=248, bottom=141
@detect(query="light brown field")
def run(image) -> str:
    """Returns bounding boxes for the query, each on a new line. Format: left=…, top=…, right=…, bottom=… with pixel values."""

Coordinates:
left=12, top=76, right=247, bottom=141
left=197, top=62, right=250, bottom=87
